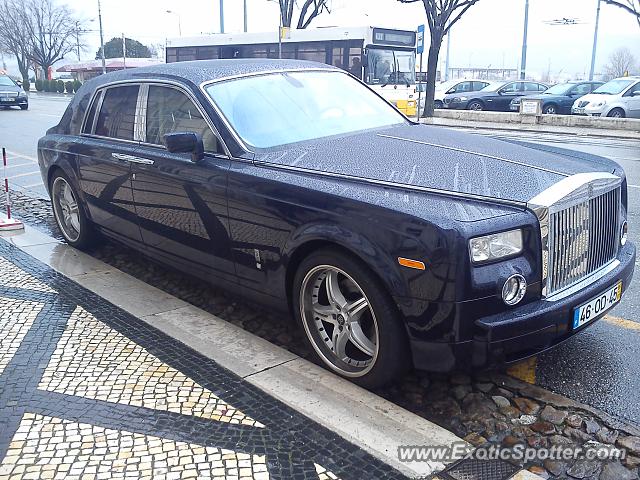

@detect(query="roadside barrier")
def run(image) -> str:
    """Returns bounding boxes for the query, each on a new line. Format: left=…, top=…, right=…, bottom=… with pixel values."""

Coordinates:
left=0, top=147, right=25, bottom=231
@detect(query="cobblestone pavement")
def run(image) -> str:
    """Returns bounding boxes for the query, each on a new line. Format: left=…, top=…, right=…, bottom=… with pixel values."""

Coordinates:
left=2, top=192, right=640, bottom=479
left=0, top=240, right=405, bottom=480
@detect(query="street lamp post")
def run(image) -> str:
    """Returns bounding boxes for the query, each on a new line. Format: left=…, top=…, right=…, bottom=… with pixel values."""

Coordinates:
left=589, top=0, right=601, bottom=81
left=219, top=0, right=225, bottom=33
left=166, top=10, right=182, bottom=36
left=520, top=0, right=529, bottom=80
left=243, top=0, right=248, bottom=32
left=97, top=0, right=106, bottom=75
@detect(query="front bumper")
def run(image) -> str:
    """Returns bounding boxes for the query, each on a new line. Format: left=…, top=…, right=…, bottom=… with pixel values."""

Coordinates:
left=410, top=241, right=636, bottom=371
left=0, top=96, right=28, bottom=106
left=572, top=105, right=605, bottom=116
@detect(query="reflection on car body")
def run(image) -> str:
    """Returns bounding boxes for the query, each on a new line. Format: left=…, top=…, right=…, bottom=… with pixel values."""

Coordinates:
left=38, top=60, right=635, bottom=387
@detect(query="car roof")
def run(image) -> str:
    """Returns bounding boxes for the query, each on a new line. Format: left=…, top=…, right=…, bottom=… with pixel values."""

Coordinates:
left=83, top=59, right=337, bottom=90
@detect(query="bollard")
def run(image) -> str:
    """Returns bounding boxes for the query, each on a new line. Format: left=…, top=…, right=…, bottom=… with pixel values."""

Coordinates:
left=0, top=147, right=25, bottom=232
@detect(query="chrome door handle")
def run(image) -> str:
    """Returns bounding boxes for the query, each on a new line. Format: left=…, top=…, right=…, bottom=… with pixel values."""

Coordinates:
left=111, top=153, right=154, bottom=165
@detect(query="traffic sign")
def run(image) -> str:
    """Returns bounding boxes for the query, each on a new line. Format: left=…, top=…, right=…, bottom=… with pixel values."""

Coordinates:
left=417, top=24, right=425, bottom=54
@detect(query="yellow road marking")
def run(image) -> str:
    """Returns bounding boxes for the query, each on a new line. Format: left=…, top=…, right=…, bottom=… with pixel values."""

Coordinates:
left=506, top=356, right=537, bottom=385
left=604, top=315, right=640, bottom=331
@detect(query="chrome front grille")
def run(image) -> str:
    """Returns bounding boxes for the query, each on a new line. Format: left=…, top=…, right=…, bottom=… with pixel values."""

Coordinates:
left=547, top=187, right=620, bottom=295
left=0, top=91, right=18, bottom=97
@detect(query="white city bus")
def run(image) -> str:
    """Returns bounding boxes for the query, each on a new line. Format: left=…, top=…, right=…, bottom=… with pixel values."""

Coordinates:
left=166, top=26, right=417, bottom=116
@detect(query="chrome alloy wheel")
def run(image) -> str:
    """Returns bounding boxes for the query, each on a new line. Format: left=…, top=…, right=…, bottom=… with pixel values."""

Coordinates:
left=52, top=177, right=81, bottom=243
left=300, top=265, right=379, bottom=377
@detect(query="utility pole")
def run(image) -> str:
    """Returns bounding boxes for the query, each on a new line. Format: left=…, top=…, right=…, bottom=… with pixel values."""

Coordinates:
left=589, top=0, right=601, bottom=81
left=243, top=0, right=248, bottom=32
left=75, top=21, right=81, bottom=61
left=219, top=0, right=225, bottom=33
left=444, top=30, right=451, bottom=81
left=97, top=0, right=106, bottom=75
left=122, top=34, right=126, bottom=69
left=520, top=0, right=529, bottom=80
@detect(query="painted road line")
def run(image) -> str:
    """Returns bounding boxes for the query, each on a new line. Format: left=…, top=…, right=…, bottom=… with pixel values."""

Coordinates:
left=604, top=315, right=640, bottom=331
left=6, top=151, right=38, bottom=163
left=7, top=171, right=42, bottom=180
left=3, top=161, right=35, bottom=170
left=506, top=356, right=537, bottom=385
left=21, top=182, right=45, bottom=189
left=629, top=184, right=640, bottom=189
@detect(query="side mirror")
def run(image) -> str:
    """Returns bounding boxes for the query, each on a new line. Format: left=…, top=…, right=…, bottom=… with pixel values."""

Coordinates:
left=632, top=91, right=640, bottom=97
left=15, top=80, right=22, bottom=87
left=497, top=89, right=504, bottom=95
left=163, top=132, right=204, bottom=162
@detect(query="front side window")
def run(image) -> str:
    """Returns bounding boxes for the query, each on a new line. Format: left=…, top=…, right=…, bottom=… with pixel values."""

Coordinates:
left=500, top=82, right=521, bottom=93
left=145, top=85, right=221, bottom=153
left=623, top=82, right=640, bottom=97
left=206, top=70, right=407, bottom=149
left=570, top=83, right=591, bottom=96
left=94, top=85, right=139, bottom=140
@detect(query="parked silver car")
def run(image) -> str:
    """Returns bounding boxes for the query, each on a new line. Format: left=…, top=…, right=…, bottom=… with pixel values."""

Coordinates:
left=571, top=77, right=640, bottom=118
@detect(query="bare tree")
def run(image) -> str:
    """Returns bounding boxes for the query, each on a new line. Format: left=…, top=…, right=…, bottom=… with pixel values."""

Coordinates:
left=0, top=0, right=33, bottom=83
left=604, top=0, right=640, bottom=27
left=23, top=0, right=82, bottom=78
left=603, top=47, right=637, bottom=78
left=277, top=0, right=330, bottom=29
left=398, top=0, right=482, bottom=117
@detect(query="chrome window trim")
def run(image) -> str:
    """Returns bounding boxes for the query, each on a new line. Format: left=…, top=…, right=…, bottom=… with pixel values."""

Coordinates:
left=134, top=84, right=149, bottom=142
left=527, top=172, right=622, bottom=298
left=79, top=78, right=231, bottom=158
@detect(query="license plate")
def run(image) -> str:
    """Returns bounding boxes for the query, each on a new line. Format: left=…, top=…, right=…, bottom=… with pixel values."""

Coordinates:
left=572, top=281, right=622, bottom=329
left=573, top=107, right=585, bottom=114
left=0, top=97, right=13, bottom=102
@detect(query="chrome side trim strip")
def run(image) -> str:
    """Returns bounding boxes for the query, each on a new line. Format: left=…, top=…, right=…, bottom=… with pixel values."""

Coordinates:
left=376, top=133, right=569, bottom=177
left=254, top=161, right=527, bottom=208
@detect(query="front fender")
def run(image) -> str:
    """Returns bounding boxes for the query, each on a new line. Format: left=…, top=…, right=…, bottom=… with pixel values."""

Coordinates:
left=282, top=221, right=415, bottom=300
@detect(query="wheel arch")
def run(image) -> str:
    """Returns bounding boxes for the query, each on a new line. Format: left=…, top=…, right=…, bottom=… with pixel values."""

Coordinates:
left=282, top=227, right=410, bottom=315
left=46, top=161, right=92, bottom=221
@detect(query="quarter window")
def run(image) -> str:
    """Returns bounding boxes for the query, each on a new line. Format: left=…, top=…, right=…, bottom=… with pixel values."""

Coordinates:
left=94, top=85, right=140, bottom=140
left=83, top=90, right=103, bottom=134
left=145, top=85, right=221, bottom=153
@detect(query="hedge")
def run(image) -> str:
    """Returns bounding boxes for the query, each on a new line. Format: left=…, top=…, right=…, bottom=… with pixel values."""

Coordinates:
left=65, top=81, right=74, bottom=94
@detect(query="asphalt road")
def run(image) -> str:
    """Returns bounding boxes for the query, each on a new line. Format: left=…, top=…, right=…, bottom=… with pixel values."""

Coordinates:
left=2, top=95, right=640, bottom=425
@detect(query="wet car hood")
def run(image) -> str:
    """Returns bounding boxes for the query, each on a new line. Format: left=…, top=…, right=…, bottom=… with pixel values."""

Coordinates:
left=253, top=123, right=618, bottom=204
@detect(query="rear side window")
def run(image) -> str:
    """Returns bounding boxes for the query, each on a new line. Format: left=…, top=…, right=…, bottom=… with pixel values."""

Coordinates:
left=473, top=81, right=489, bottom=91
left=145, top=85, right=222, bottom=153
left=94, top=85, right=140, bottom=140
left=83, top=90, right=103, bottom=134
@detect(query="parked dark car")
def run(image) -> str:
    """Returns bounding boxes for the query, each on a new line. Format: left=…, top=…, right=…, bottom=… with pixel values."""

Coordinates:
left=443, top=80, right=548, bottom=111
left=0, top=75, right=28, bottom=110
left=510, top=81, right=604, bottom=114
left=38, top=60, right=634, bottom=387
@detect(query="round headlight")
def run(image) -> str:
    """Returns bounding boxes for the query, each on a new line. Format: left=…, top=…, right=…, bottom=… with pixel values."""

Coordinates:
left=621, top=221, right=628, bottom=246
left=502, top=274, right=527, bottom=306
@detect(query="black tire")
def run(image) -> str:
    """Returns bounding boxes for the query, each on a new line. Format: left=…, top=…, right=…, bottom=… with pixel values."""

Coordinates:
left=20, top=104, right=28, bottom=110
left=292, top=248, right=410, bottom=388
left=607, top=108, right=625, bottom=118
left=467, top=100, right=484, bottom=111
left=50, top=170, right=98, bottom=249
left=434, top=100, right=443, bottom=109
left=543, top=104, right=557, bottom=115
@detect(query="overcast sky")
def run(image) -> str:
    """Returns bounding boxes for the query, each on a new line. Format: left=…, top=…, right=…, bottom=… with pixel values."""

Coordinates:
left=2, top=0, right=639, bottom=80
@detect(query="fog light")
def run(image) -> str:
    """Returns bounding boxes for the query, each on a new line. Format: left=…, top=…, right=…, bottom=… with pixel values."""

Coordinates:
left=502, top=274, right=527, bottom=306
left=621, top=221, right=628, bottom=246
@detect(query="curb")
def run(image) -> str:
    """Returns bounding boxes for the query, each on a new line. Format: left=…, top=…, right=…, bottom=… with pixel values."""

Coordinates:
left=0, top=219, right=463, bottom=478
left=420, top=117, right=640, bottom=141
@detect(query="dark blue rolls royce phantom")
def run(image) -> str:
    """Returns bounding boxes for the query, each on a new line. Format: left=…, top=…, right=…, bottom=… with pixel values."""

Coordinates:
left=38, top=59, right=635, bottom=388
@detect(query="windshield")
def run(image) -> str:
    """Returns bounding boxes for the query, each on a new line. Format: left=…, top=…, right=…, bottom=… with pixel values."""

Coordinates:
left=544, top=83, right=573, bottom=95
left=0, top=76, right=16, bottom=87
left=593, top=79, right=634, bottom=95
left=206, top=70, right=406, bottom=149
left=366, top=48, right=416, bottom=86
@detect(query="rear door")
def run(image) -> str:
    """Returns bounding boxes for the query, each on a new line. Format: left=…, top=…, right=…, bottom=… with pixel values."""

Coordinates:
left=489, top=82, right=522, bottom=111
left=78, top=84, right=143, bottom=244
left=129, top=84, right=235, bottom=284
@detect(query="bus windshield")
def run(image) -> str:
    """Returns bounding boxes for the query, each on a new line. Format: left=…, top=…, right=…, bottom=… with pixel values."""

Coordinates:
left=206, top=70, right=407, bottom=149
left=366, top=49, right=416, bottom=86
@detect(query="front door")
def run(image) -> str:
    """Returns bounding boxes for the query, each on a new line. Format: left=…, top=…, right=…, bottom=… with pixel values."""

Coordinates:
left=489, top=81, right=523, bottom=111
left=624, top=82, right=640, bottom=118
left=130, top=84, right=235, bottom=284
left=78, top=84, right=143, bottom=245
